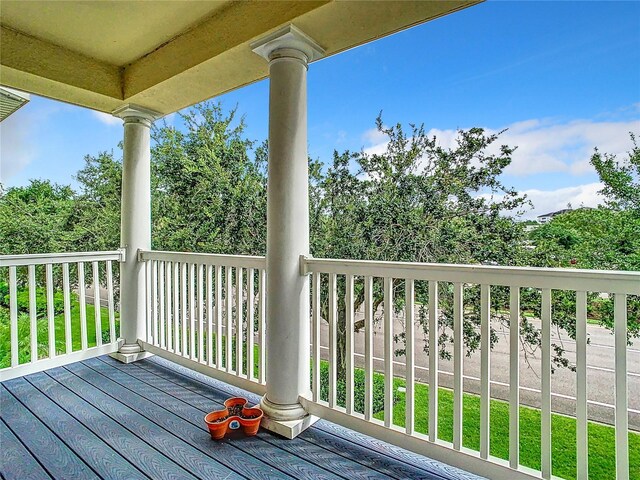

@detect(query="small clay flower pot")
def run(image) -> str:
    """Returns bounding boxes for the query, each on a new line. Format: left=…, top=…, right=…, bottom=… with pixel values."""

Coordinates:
left=204, top=397, right=263, bottom=440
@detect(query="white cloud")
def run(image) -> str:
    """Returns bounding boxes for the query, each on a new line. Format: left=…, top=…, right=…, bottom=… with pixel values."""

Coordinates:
left=362, top=127, right=387, bottom=152
left=497, top=119, right=639, bottom=176
left=361, top=117, right=639, bottom=177
left=91, top=110, right=122, bottom=126
left=522, top=182, right=606, bottom=219
left=0, top=111, right=38, bottom=183
left=482, top=182, right=606, bottom=220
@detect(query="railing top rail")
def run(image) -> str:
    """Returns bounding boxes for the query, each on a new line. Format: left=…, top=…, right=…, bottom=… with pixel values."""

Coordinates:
left=0, top=250, right=124, bottom=267
left=140, top=250, right=266, bottom=269
left=302, top=256, right=640, bottom=295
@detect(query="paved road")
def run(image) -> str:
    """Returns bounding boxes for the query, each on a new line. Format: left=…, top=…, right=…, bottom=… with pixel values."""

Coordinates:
left=319, top=313, right=639, bottom=430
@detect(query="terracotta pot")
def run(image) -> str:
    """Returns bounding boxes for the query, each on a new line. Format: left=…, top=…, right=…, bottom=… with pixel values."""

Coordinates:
left=239, top=407, right=264, bottom=436
left=204, top=397, right=263, bottom=440
left=204, top=409, right=230, bottom=440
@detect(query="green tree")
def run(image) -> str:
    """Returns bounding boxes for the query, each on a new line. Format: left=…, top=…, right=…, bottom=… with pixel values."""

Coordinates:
left=525, top=131, right=640, bottom=353
left=591, top=132, right=639, bottom=213
left=527, top=207, right=640, bottom=343
left=0, top=180, right=77, bottom=254
left=73, top=151, right=122, bottom=252
left=311, top=116, right=529, bottom=376
left=152, top=102, right=267, bottom=255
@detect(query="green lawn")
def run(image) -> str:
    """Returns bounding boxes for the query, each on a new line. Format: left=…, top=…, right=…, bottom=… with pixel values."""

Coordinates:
left=0, top=301, right=118, bottom=368
left=371, top=377, right=639, bottom=480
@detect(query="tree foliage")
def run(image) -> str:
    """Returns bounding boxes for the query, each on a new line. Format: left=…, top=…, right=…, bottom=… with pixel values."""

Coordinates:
left=525, top=131, right=640, bottom=350
left=311, top=116, right=529, bottom=374
left=0, top=180, right=77, bottom=254
left=591, top=132, right=640, bottom=213
left=151, top=102, right=267, bottom=255
left=72, top=151, right=123, bottom=252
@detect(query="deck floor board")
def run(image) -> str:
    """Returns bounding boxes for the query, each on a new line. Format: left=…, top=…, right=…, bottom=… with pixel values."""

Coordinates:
left=1, top=355, right=484, bottom=480
left=0, top=418, right=52, bottom=480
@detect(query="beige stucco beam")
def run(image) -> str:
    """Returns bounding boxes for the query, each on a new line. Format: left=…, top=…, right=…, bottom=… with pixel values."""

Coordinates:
left=123, top=1, right=327, bottom=100
left=0, top=26, right=122, bottom=107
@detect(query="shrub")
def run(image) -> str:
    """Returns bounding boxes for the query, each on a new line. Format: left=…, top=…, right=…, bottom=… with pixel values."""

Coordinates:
left=317, top=361, right=396, bottom=415
left=0, top=286, right=65, bottom=317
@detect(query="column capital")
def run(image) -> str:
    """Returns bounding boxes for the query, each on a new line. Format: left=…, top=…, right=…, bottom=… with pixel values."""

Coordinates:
left=112, top=104, right=162, bottom=127
left=251, top=24, right=324, bottom=64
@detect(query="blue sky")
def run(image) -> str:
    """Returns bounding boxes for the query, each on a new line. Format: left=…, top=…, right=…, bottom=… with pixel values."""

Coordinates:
left=1, top=0, right=639, bottom=219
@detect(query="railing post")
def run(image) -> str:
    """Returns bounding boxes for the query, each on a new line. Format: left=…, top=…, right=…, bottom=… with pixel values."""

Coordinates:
left=111, top=104, right=161, bottom=363
left=251, top=25, right=324, bottom=438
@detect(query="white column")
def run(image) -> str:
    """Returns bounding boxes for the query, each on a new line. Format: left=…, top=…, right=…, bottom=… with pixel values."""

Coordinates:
left=112, top=104, right=160, bottom=356
left=252, top=26, right=324, bottom=422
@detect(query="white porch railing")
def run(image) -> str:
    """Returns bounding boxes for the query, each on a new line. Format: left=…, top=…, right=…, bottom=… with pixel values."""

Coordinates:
left=138, top=250, right=267, bottom=396
left=2, top=250, right=638, bottom=479
left=0, top=251, right=123, bottom=381
left=302, top=256, right=640, bottom=480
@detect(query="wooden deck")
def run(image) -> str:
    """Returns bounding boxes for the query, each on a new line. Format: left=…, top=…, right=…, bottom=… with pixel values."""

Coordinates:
left=1, top=355, right=483, bottom=480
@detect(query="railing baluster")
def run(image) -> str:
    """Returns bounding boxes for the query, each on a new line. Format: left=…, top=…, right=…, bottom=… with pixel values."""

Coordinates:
left=197, top=263, right=204, bottom=363
left=480, top=284, right=491, bottom=459
left=405, top=278, right=415, bottom=435
left=383, top=277, right=393, bottom=428
left=166, top=261, right=173, bottom=352
left=145, top=260, right=151, bottom=343
left=328, top=273, right=337, bottom=408
left=159, top=261, right=166, bottom=349
left=541, top=288, right=552, bottom=479
left=509, top=286, right=520, bottom=469
left=258, top=268, right=266, bottom=384
left=247, top=268, right=255, bottom=380
left=181, top=262, right=187, bottom=355
left=453, top=282, right=463, bottom=450
left=189, top=263, right=196, bottom=360
left=428, top=280, right=439, bottom=442
left=312, top=272, right=321, bottom=402
left=173, top=261, right=180, bottom=354
left=225, top=266, right=233, bottom=372
left=150, top=260, right=157, bottom=346
left=215, top=265, right=223, bottom=369
left=9, top=266, right=18, bottom=366
left=46, top=264, right=55, bottom=358
left=576, top=290, right=588, bottom=480
left=364, top=275, right=374, bottom=420
left=235, top=267, right=243, bottom=375
left=615, top=293, right=629, bottom=480
left=345, top=274, right=355, bottom=415
left=29, top=265, right=38, bottom=360
left=108, top=260, right=116, bottom=343
left=78, top=262, right=88, bottom=351
left=92, top=261, right=102, bottom=347
left=206, top=264, right=213, bottom=366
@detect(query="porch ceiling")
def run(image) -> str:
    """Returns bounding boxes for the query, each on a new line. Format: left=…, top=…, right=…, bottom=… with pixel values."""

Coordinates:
left=0, top=0, right=480, bottom=116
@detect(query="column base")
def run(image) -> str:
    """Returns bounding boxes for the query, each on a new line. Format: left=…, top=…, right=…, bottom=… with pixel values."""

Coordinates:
left=259, top=395, right=318, bottom=438
left=260, top=395, right=307, bottom=421
left=111, top=341, right=153, bottom=364
left=260, top=413, right=320, bottom=439
left=110, top=350, right=154, bottom=364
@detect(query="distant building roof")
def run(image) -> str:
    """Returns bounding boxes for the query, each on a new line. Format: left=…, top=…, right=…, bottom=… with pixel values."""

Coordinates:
left=537, top=208, right=573, bottom=219
left=537, top=207, right=594, bottom=222
left=0, top=86, right=30, bottom=122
